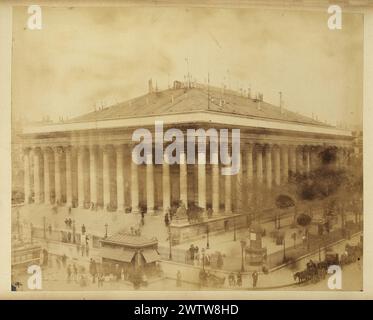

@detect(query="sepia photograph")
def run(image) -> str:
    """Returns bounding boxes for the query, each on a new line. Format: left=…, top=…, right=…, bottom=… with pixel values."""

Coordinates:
left=8, top=1, right=365, bottom=294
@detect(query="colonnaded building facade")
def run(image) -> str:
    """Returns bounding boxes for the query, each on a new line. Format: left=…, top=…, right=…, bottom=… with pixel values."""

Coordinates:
left=20, top=81, right=354, bottom=227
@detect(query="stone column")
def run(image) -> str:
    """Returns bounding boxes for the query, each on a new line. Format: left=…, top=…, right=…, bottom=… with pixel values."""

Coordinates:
left=23, top=148, right=31, bottom=204
left=305, top=147, right=311, bottom=174
left=115, top=145, right=125, bottom=211
left=289, top=145, right=297, bottom=175
left=236, top=151, right=243, bottom=211
left=310, top=146, right=318, bottom=170
left=131, top=149, right=139, bottom=214
left=65, top=146, right=73, bottom=207
left=163, top=153, right=171, bottom=213
left=33, top=148, right=41, bottom=204
left=274, top=146, right=281, bottom=186
left=297, top=147, right=304, bottom=174
left=246, top=144, right=253, bottom=205
left=256, top=145, right=263, bottom=184
left=43, top=148, right=51, bottom=204
left=211, top=151, right=219, bottom=214
left=280, top=145, right=289, bottom=184
left=102, top=146, right=111, bottom=210
left=179, top=151, right=188, bottom=209
left=265, top=145, right=272, bottom=189
left=146, top=150, right=155, bottom=214
left=53, top=147, right=62, bottom=204
left=224, top=169, right=232, bottom=214
left=197, top=150, right=206, bottom=209
left=77, top=146, right=85, bottom=208
left=89, top=145, right=98, bottom=207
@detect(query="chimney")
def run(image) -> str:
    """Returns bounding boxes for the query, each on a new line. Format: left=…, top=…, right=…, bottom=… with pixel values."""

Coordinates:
left=148, top=79, right=153, bottom=94
left=255, top=93, right=263, bottom=110
left=279, top=91, right=284, bottom=114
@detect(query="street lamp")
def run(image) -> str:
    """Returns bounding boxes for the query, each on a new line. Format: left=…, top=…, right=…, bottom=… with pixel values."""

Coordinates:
left=282, top=235, right=286, bottom=262
left=16, top=210, right=21, bottom=239
left=168, top=225, right=172, bottom=260
left=233, top=217, right=237, bottom=242
left=206, top=225, right=210, bottom=249
left=104, top=223, right=108, bottom=238
left=240, top=240, right=246, bottom=272
left=43, top=216, right=46, bottom=239
left=202, top=248, right=205, bottom=271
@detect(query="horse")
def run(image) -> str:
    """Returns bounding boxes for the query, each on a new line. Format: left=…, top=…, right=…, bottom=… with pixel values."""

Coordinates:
left=293, top=270, right=311, bottom=284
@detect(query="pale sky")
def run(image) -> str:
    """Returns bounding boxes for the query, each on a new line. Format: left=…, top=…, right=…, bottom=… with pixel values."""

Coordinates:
left=12, top=6, right=363, bottom=127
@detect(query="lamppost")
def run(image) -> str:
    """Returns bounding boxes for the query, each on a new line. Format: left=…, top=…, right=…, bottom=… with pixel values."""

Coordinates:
left=16, top=210, right=20, bottom=239
left=206, top=225, right=210, bottom=249
left=43, top=216, right=46, bottom=239
left=202, top=248, right=205, bottom=271
left=282, top=235, right=286, bottom=262
left=240, top=240, right=246, bottom=272
left=233, top=217, right=237, bottom=242
left=318, top=241, right=321, bottom=261
left=104, top=223, right=108, bottom=238
left=30, top=222, right=33, bottom=244
left=168, top=225, right=172, bottom=260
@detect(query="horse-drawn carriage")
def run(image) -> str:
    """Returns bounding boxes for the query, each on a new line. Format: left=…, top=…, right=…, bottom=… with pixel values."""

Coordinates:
left=325, top=250, right=339, bottom=266
left=293, top=260, right=328, bottom=284
left=340, top=243, right=363, bottom=266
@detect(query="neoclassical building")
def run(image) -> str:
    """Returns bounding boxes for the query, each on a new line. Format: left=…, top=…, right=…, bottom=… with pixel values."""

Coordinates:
left=21, top=81, right=354, bottom=218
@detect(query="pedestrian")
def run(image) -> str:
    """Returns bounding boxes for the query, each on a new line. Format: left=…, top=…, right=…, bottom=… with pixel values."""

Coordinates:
left=176, top=270, right=182, bottom=287
left=98, top=273, right=104, bottom=288
left=252, top=271, right=258, bottom=288
left=228, top=272, right=235, bottom=287
left=81, top=224, right=86, bottom=235
left=62, top=254, right=67, bottom=268
left=236, top=272, right=242, bottom=287
left=56, top=256, right=61, bottom=269
left=189, top=244, right=195, bottom=261
left=164, top=213, right=170, bottom=227
left=67, top=265, right=72, bottom=283
left=73, top=264, right=78, bottom=282
left=141, top=212, right=145, bottom=226
left=48, top=224, right=52, bottom=236
left=89, top=259, right=97, bottom=283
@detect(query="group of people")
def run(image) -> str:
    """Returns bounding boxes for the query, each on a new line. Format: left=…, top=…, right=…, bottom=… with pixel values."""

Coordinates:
left=185, top=244, right=201, bottom=265
left=185, top=245, right=224, bottom=269
left=228, top=272, right=243, bottom=287
left=64, top=218, right=73, bottom=229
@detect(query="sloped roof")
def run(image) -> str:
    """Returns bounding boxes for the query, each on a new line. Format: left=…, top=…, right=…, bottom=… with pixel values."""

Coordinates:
left=69, top=84, right=330, bottom=128
left=101, top=231, right=158, bottom=248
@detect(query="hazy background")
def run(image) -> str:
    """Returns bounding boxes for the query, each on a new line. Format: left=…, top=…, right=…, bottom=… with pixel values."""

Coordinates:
left=11, top=5, right=363, bottom=128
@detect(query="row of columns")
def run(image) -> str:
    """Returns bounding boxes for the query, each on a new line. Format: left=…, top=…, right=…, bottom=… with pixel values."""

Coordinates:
left=23, top=143, right=352, bottom=215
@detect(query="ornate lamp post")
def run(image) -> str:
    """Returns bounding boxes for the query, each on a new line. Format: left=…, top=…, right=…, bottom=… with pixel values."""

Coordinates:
left=240, top=240, right=246, bottom=272
left=168, top=225, right=172, bottom=260
left=43, top=216, right=46, bottom=239
left=202, top=248, right=205, bottom=271
left=282, top=235, right=286, bottom=262
left=206, top=225, right=210, bottom=249
left=30, top=222, right=33, bottom=244
left=16, top=210, right=21, bottom=239
left=233, top=217, right=237, bottom=242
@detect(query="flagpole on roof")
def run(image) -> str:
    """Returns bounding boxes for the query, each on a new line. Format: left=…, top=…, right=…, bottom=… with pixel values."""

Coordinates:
left=207, top=72, right=210, bottom=110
